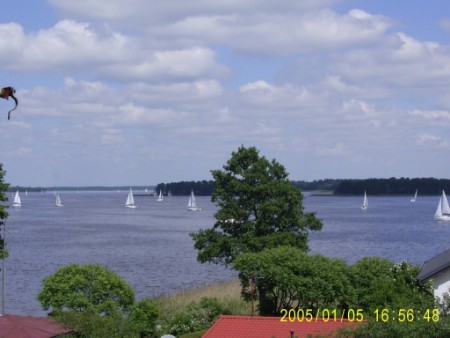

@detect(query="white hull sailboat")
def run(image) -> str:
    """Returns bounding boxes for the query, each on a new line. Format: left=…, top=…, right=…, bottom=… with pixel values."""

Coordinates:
left=434, top=190, right=450, bottom=221
left=156, top=190, right=163, bottom=202
left=187, top=190, right=201, bottom=211
left=125, top=188, right=138, bottom=208
left=12, top=190, right=21, bottom=207
left=361, top=190, right=368, bottom=210
left=411, top=189, right=418, bottom=203
left=55, top=193, right=63, bottom=207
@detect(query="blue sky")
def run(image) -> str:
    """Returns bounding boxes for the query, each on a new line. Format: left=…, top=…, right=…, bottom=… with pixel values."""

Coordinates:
left=1, top=0, right=450, bottom=187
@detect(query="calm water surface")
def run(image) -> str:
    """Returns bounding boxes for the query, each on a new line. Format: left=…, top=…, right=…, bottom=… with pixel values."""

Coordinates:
left=4, top=191, right=450, bottom=316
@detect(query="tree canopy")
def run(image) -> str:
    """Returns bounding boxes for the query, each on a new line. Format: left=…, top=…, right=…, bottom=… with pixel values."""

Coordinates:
left=233, top=246, right=352, bottom=315
left=233, top=248, right=435, bottom=317
left=38, top=263, right=135, bottom=316
left=190, top=145, right=322, bottom=266
left=0, top=164, right=9, bottom=259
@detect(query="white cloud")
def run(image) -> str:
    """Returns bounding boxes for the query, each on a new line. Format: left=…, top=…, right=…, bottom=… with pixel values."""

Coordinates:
left=416, top=133, right=450, bottom=149
left=334, top=32, right=450, bottom=88
left=0, top=21, right=227, bottom=84
left=5, top=1, right=450, bottom=185
left=48, top=0, right=342, bottom=23
left=409, top=109, right=450, bottom=120
left=156, top=9, right=392, bottom=55
left=100, top=47, right=229, bottom=82
left=0, top=20, right=131, bottom=73
left=316, top=142, right=350, bottom=156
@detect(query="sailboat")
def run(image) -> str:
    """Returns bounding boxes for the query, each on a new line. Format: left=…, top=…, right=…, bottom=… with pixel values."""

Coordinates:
left=411, top=189, right=418, bottom=203
left=156, top=190, right=163, bottom=202
left=361, top=190, right=368, bottom=210
left=125, top=188, right=138, bottom=208
left=434, top=190, right=450, bottom=221
left=55, top=193, right=63, bottom=207
left=12, top=191, right=21, bottom=207
left=187, top=190, right=201, bottom=211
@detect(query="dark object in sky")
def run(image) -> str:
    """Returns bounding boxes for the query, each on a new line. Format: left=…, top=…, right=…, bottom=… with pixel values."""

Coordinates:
left=0, top=87, right=18, bottom=120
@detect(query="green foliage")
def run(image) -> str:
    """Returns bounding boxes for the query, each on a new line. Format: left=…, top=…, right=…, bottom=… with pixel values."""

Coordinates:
left=0, top=164, right=9, bottom=259
left=129, top=298, right=159, bottom=337
left=0, top=164, right=8, bottom=219
left=163, top=297, right=229, bottom=336
left=233, top=250, right=435, bottom=317
left=155, top=180, right=214, bottom=196
left=292, top=179, right=342, bottom=191
left=335, top=177, right=450, bottom=195
left=350, top=315, right=450, bottom=338
left=190, top=146, right=322, bottom=266
left=56, top=309, right=134, bottom=338
left=179, top=330, right=208, bottom=338
left=350, top=257, right=434, bottom=311
left=38, top=263, right=135, bottom=316
left=233, top=246, right=352, bottom=315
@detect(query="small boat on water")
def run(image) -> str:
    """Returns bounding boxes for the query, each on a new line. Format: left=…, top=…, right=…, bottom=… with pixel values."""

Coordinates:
left=434, top=190, right=450, bottom=221
left=156, top=190, right=163, bottom=202
left=55, top=193, right=63, bottom=207
left=12, top=191, right=21, bottom=207
left=187, top=190, right=201, bottom=211
left=361, top=190, right=368, bottom=210
left=125, top=188, right=138, bottom=209
left=411, top=189, right=418, bottom=203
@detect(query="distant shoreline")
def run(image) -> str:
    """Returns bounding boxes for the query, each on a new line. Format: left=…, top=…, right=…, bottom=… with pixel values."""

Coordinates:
left=9, top=177, right=450, bottom=196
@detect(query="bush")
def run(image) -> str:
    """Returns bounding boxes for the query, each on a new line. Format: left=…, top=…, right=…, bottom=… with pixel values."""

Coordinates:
left=129, top=299, right=159, bottom=337
left=164, top=297, right=229, bottom=336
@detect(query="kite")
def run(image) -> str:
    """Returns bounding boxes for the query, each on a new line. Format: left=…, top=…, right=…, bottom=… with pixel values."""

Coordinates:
left=0, top=87, right=18, bottom=120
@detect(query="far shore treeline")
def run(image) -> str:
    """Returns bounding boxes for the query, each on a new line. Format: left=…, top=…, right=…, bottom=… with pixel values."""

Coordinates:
left=8, top=177, right=450, bottom=196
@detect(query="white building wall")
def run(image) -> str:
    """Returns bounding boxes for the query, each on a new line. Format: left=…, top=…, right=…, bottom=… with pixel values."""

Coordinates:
left=433, top=269, right=450, bottom=300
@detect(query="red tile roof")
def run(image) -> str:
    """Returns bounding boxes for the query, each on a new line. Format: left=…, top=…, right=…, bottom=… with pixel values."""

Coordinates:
left=203, top=315, right=362, bottom=338
left=0, top=314, right=73, bottom=338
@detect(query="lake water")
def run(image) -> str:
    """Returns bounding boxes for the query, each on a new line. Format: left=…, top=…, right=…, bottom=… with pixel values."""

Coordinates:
left=4, top=191, right=450, bottom=316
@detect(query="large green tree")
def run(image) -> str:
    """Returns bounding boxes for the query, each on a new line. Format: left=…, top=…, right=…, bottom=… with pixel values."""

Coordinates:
left=38, top=263, right=135, bottom=316
left=190, top=146, right=322, bottom=266
left=0, top=164, right=9, bottom=259
left=233, top=246, right=352, bottom=315
left=349, top=257, right=434, bottom=311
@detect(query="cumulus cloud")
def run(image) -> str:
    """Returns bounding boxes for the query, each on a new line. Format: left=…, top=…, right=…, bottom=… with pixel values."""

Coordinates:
left=0, top=20, right=227, bottom=84
left=5, top=1, right=450, bottom=185
left=100, top=47, right=230, bottom=82
left=154, top=9, right=392, bottom=55
left=334, top=32, right=450, bottom=89
left=48, top=0, right=341, bottom=23
left=0, top=20, right=131, bottom=73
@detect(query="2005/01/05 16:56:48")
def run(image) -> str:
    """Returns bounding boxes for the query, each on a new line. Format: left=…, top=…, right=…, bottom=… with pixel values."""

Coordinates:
left=280, top=308, right=440, bottom=323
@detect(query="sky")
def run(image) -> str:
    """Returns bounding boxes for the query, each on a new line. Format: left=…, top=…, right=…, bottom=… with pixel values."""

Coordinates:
left=1, top=1, right=450, bottom=187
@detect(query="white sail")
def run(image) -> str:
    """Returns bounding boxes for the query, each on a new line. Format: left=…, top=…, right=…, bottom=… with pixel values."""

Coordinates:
left=411, top=189, right=418, bottom=203
left=361, top=190, right=368, bottom=210
left=442, top=190, right=450, bottom=215
left=187, top=190, right=201, bottom=211
left=12, top=191, right=21, bottom=207
left=157, top=190, right=163, bottom=202
left=434, top=190, right=450, bottom=221
left=55, top=193, right=63, bottom=207
left=125, top=188, right=138, bottom=208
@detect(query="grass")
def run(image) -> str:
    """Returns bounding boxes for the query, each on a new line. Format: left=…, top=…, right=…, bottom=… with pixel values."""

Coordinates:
left=179, top=329, right=208, bottom=338
left=154, top=278, right=253, bottom=322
